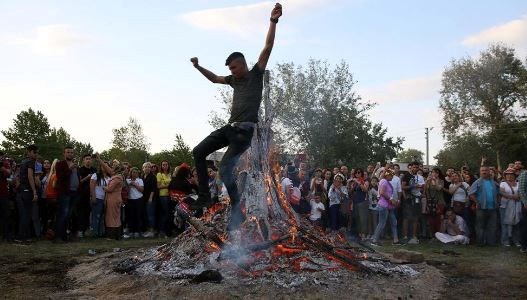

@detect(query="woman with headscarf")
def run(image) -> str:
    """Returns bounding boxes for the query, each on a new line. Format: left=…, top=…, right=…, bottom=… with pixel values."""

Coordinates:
left=95, top=157, right=125, bottom=240
left=500, top=168, right=522, bottom=247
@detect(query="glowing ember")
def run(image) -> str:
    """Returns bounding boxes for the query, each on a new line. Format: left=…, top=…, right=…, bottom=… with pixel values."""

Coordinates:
left=273, top=244, right=303, bottom=257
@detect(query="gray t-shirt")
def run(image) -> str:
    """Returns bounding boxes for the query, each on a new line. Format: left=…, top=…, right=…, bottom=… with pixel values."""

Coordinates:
left=69, top=167, right=80, bottom=191
left=225, top=64, right=264, bottom=123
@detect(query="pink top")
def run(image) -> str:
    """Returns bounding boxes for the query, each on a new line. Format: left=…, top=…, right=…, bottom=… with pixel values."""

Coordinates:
left=378, top=179, right=394, bottom=209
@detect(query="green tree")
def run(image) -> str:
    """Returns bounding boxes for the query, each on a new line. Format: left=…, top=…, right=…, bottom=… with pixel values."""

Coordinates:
left=272, top=60, right=402, bottom=167
left=435, top=132, right=494, bottom=172
left=112, top=117, right=150, bottom=152
left=150, top=134, right=193, bottom=170
left=1, top=108, right=51, bottom=160
left=395, top=148, right=424, bottom=163
left=439, top=44, right=527, bottom=167
left=1, top=109, right=93, bottom=162
left=210, top=59, right=403, bottom=167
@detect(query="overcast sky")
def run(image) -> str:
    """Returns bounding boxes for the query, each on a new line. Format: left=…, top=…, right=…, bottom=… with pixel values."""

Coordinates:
left=1, top=0, right=527, bottom=164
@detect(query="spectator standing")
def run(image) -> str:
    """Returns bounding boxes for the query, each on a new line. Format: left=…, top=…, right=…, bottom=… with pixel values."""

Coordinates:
left=0, top=152, right=12, bottom=240
left=328, top=173, right=347, bottom=234
left=367, top=177, right=379, bottom=238
left=469, top=166, right=499, bottom=246
left=16, top=145, right=39, bottom=241
left=75, top=154, right=96, bottom=238
left=126, top=167, right=144, bottom=238
left=499, top=168, right=522, bottom=247
left=156, top=160, right=171, bottom=238
left=89, top=164, right=109, bottom=237
left=424, top=168, right=446, bottom=237
left=349, top=168, right=369, bottom=239
left=54, top=146, right=80, bottom=242
left=401, top=162, right=425, bottom=244
left=371, top=169, right=400, bottom=246
left=102, top=159, right=125, bottom=240
left=142, top=162, right=157, bottom=237
left=517, top=168, right=527, bottom=253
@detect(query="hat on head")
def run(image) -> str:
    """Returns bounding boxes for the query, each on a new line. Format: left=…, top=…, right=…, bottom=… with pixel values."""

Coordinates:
left=287, top=165, right=299, bottom=175
left=334, top=173, right=345, bottom=181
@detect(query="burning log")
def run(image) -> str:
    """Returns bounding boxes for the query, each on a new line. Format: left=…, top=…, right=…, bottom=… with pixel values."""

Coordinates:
left=187, top=217, right=225, bottom=248
left=218, top=234, right=291, bottom=261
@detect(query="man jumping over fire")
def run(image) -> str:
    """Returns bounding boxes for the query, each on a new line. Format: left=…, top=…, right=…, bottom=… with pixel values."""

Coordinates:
left=189, top=3, right=283, bottom=231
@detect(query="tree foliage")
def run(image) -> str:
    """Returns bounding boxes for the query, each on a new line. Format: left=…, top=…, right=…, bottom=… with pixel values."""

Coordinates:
left=111, top=117, right=150, bottom=152
left=439, top=44, right=527, bottom=168
left=395, top=148, right=424, bottom=163
left=1, top=109, right=92, bottom=161
left=149, top=134, right=193, bottom=170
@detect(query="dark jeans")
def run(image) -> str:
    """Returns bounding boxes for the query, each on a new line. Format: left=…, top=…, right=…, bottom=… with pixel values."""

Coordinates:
left=55, top=191, right=79, bottom=241
left=146, top=199, right=156, bottom=230
left=520, top=209, right=527, bottom=249
left=91, top=198, right=105, bottom=237
left=476, top=209, right=498, bottom=246
left=16, top=190, right=33, bottom=240
left=193, top=124, right=254, bottom=230
left=73, top=193, right=91, bottom=233
left=0, top=196, right=10, bottom=239
left=126, top=198, right=143, bottom=233
left=329, top=204, right=341, bottom=231
left=158, top=196, right=170, bottom=234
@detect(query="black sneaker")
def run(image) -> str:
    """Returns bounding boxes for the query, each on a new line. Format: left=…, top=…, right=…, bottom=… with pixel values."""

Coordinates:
left=189, top=194, right=213, bottom=210
left=370, top=240, right=382, bottom=247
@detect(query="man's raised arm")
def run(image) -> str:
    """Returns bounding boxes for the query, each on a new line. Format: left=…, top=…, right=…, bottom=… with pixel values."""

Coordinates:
left=190, top=57, right=227, bottom=84
left=257, top=3, right=282, bottom=71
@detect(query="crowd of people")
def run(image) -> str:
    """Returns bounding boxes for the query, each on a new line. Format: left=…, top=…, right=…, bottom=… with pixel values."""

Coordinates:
left=0, top=145, right=223, bottom=242
left=2, top=144, right=527, bottom=255
left=280, top=159, right=527, bottom=252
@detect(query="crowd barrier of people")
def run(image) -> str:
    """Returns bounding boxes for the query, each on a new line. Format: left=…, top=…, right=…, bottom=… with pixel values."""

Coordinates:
left=1, top=145, right=527, bottom=255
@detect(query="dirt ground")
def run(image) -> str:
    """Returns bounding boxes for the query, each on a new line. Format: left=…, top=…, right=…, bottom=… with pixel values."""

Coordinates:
left=1, top=239, right=527, bottom=299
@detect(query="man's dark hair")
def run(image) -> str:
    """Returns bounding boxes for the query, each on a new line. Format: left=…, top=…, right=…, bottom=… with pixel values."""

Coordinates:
left=393, top=164, right=400, bottom=168
left=408, top=161, right=419, bottom=167
left=82, top=154, right=92, bottom=160
left=225, top=52, right=245, bottom=66
left=26, top=144, right=38, bottom=152
left=63, top=145, right=74, bottom=151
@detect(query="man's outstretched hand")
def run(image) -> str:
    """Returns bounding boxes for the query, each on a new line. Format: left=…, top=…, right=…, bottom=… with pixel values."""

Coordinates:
left=190, top=57, right=199, bottom=67
left=271, top=3, right=282, bottom=20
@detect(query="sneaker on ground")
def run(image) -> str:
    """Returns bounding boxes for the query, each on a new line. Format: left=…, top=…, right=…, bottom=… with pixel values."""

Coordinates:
left=515, top=242, right=522, bottom=248
left=122, top=234, right=131, bottom=239
left=143, top=231, right=154, bottom=238
left=407, top=237, right=419, bottom=245
left=503, top=242, right=511, bottom=247
left=133, top=232, right=141, bottom=238
left=370, top=240, right=382, bottom=247
left=392, top=240, right=403, bottom=245
left=77, top=231, right=84, bottom=238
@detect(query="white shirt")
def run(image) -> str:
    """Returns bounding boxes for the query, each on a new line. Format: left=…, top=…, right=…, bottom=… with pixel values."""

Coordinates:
left=500, top=181, right=518, bottom=208
left=390, top=175, right=402, bottom=200
left=127, top=178, right=144, bottom=200
left=91, top=173, right=109, bottom=200
left=309, top=200, right=325, bottom=221
left=450, top=182, right=470, bottom=203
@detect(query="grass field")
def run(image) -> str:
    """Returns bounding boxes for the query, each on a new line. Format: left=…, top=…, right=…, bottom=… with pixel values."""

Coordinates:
left=1, top=237, right=526, bottom=298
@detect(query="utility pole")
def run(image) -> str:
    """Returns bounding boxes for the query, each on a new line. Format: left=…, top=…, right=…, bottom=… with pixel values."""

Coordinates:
left=425, top=127, right=434, bottom=166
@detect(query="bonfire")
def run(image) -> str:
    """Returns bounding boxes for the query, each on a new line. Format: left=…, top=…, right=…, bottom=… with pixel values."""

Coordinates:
left=113, top=71, right=418, bottom=286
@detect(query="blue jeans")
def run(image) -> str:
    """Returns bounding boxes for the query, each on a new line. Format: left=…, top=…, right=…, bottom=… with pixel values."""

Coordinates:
left=91, top=198, right=105, bottom=237
left=475, top=209, right=498, bottom=246
left=193, top=124, right=253, bottom=230
left=55, top=191, right=79, bottom=241
left=158, top=196, right=170, bottom=233
left=146, top=199, right=156, bottom=229
left=372, top=206, right=398, bottom=242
